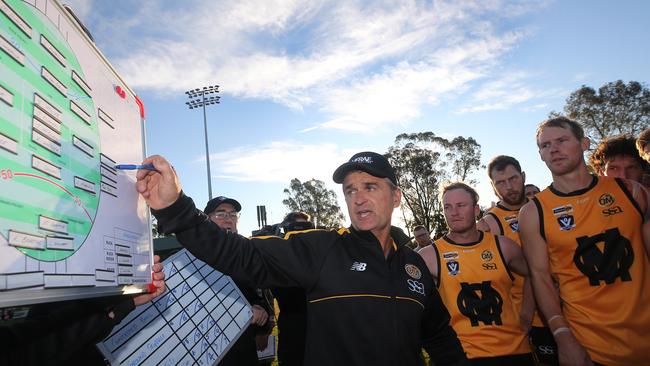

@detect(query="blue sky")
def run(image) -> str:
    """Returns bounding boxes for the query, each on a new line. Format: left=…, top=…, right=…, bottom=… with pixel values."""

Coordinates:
left=67, top=0, right=650, bottom=235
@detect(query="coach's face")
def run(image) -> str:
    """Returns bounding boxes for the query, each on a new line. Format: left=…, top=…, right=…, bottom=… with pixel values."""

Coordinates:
left=343, top=171, right=400, bottom=237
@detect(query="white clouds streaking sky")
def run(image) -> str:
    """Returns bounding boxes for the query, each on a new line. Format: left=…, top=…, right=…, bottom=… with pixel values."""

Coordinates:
left=62, top=0, right=650, bottom=233
left=70, top=0, right=551, bottom=132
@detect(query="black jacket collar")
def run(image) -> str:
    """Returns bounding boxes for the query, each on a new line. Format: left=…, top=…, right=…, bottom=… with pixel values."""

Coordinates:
left=349, top=225, right=411, bottom=247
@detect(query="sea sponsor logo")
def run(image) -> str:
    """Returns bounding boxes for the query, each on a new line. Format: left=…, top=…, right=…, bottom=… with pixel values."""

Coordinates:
left=407, top=279, right=425, bottom=295
left=482, top=263, right=497, bottom=270
left=602, top=205, right=624, bottom=217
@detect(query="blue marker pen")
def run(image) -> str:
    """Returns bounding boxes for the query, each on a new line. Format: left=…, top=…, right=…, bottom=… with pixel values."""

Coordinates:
left=114, top=164, right=156, bottom=171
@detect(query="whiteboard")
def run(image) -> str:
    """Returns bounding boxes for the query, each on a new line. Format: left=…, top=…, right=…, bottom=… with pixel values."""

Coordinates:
left=0, top=0, right=152, bottom=307
left=97, top=249, right=253, bottom=366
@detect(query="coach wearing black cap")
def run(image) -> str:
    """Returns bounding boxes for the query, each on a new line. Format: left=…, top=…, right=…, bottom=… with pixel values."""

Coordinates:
left=138, top=152, right=468, bottom=366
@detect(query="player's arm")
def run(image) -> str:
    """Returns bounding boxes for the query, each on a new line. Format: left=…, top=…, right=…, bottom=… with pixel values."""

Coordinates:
left=519, top=201, right=594, bottom=366
left=498, top=235, right=528, bottom=276
left=477, top=214, right=500, bottom=234
left=417, top=245, right=439, bottom=284
left=497, top=235, right=534, bottom=331
left=624, top=179, right=650, bottom=262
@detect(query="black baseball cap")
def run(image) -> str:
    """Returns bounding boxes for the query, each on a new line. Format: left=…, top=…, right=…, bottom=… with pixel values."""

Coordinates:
left=204, top=196, right=242, bottom=214
left=332, top=151, right=397, bottom=186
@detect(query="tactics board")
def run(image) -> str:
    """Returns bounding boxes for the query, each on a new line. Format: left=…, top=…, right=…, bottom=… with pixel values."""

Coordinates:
left=0, top=0, right=152, bottom=307
left=97, top=249, right=253, bottom=366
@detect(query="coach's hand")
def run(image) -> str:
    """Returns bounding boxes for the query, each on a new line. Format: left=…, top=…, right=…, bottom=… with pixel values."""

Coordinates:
left=136, top=155, right=181, bottom=210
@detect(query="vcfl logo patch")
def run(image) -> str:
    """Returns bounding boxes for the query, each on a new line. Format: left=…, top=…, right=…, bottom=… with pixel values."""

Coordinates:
left=350, top=262, right=367, bottom=271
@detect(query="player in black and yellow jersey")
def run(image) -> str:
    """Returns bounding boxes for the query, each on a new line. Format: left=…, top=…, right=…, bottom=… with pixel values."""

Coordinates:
left=519, top=117, right=650, bottom=366
left=419, top=182, right=534, bottom=366
left=479, top=155, right=557, bottom=365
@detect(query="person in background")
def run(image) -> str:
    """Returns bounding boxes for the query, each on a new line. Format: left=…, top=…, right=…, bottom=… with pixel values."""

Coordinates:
left=524, top=184, right=540, bottom=199
left=272, top=212, right=314, bottom=366
left=478, top=155, right=556, bottom=365
left=204, top=196, right=273, bottom=366
left=589, top=134, right=649, bottom=184
left=413, top=225, right=434, bottom=253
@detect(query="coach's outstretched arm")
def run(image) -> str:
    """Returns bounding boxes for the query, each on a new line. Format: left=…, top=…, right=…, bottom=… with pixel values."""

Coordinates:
left=135, top=155, right=328, bottom=290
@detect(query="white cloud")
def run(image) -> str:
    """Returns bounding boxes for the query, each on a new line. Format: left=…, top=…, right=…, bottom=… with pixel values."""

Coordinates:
left=204, top=141, right=355, bottom=186
left=79, top=0, right=548, bottom=130
left=455, top=72, right=564, bottom=113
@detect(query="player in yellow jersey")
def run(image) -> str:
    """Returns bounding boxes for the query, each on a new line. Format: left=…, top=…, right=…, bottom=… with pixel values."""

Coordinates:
left=519, top=117, right=650, bottom=366
left=419, top=182, right=534, bottom=366
left=479, top=155, right=558, bottom=365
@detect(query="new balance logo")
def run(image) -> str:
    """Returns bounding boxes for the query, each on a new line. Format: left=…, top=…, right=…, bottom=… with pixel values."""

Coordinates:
left=350, top=262, right=367, bottom=271
left=351, top=156, right=373, bottom=164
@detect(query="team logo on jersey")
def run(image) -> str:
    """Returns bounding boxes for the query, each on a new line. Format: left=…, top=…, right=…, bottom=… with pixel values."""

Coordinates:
left=446, top=260, right=460, bottom=276
left=404, top=264, right=422, bottom=279
left=442, top=251, right=459, bottom=260
left=557, top=215, right=575, bottom=231
left=457, top=281, right=504, bottom=326
left=349, top=262, right=367, bottom=271
left=508, top=221, right=519, bottom=232
left=504, top=215, right=519, bottom=232
left=481, top=250, right=493, bottom=262
left=598, top=193, right=615, bottom=207
left=407, top=279, right=425, bottom=295
left=574, top=228, right=634, bottom=286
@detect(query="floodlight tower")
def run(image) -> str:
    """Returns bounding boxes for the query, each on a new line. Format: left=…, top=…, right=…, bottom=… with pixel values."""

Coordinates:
left=185, top=85, right=220, bottom=200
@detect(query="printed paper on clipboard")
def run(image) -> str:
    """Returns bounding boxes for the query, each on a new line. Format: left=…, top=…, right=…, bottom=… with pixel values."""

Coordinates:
left=97, top=249, right=253, bottom=366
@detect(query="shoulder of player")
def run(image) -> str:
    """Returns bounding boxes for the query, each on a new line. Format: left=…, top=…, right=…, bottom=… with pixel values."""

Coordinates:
left=480, top=213, right=500, bottom=232
left=518, top=200, right=540, bottom=228
left=417, top=244, right=437, bottom=260
left=604, top=177, right=648, bottom=219
left=414, top=243, right=439, bottom=279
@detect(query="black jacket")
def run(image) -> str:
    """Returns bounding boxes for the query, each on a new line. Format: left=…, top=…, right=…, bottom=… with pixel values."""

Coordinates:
left=155, top=194, right=467, bottom=366
left=218, top=280, right=274, bottom=366
left=272, top=285, right=307, bottom=366
left=0, top=296, right=135, bottom=366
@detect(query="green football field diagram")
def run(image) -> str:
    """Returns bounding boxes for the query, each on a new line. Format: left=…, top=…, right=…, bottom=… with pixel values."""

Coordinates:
left=0, top=0, right=100, bottom=261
